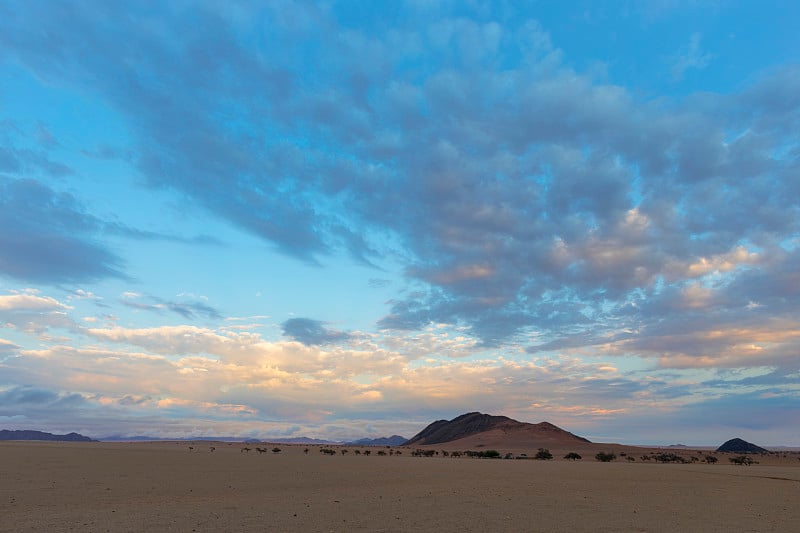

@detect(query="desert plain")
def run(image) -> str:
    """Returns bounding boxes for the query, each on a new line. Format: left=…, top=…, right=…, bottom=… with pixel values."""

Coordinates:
left=1, top=440, right=798, bottom=533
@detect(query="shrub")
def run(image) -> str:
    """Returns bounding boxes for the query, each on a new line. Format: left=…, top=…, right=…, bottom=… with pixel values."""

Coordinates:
left=730, top=455, right=754, bottom=466
left=595, top=452, right=616, bottom=462
left=653, top=452, right=689, bottom=464
left=704, top=455, right=718, bottom=464
left=564, top=452, right=582, bottom=461
left=271, top=447, right=281, bottom=453
left=534, top=448, right=553, bottom=460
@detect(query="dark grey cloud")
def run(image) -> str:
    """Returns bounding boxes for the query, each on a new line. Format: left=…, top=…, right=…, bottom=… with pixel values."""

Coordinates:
left=281, top=317, right=352, bottom=345
left=0, top=177, right=126, bottom=283
left=118, top=394, right=151, bottom=406
left=0, top=385, right=86, bottom=409
left=2, top=2, right=798, bottom=359
left=0, top=175, right=220, bottom=284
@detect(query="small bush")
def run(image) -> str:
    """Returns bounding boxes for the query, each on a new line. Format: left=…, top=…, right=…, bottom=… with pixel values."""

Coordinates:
left=653, top=452, right=689, bottom=464
left=729, top=455, right=754, bottom=466
left=534, top=448, right=553, bottom=460
left=595, top=452, right=616, bottom=462
left=564, top=452, right=582, bottom=460
left=704, top=455, right=718, bottom=464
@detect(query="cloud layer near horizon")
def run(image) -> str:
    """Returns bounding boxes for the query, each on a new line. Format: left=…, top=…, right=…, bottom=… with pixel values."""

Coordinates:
left=1, top=2, right=798, bottom=444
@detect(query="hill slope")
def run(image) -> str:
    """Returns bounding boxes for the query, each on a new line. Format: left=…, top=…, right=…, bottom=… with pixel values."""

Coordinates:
left=404, top=412, right=590, bottom=446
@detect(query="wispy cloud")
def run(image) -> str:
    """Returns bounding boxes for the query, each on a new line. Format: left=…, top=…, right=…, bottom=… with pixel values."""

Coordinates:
left=119, top=292, right=222, bottom=320
left=671, top=32, right=713, bottom=81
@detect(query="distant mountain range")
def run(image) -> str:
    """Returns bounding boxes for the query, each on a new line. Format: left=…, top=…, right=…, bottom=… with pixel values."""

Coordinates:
left=101, top=435, right=405, bottom=445
left=102, top=435, right=252, bottom=442
left=0, top=429, right=96, bottom=442
left=404, top=412, right=591, bottom=446
left=251, top=437, right=341, bottom=445
left=101, top=435, right=341, bottom=444
left=346, top=435, right=407, bottom=446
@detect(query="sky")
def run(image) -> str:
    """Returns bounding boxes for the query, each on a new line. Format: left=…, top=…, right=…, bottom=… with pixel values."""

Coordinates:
left=0, top=1, right=798, bottom=446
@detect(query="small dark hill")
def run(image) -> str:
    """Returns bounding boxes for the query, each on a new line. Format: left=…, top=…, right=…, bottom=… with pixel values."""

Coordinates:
left=404, top=412, right=590, bottom=446
left=716, top=438, right=768, bottom=454
left=0, top=430, right=95, bottom=442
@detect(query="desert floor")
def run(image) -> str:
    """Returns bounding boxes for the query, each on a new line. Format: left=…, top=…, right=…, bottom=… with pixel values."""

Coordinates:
left=1, top=441, right=798, bottom=532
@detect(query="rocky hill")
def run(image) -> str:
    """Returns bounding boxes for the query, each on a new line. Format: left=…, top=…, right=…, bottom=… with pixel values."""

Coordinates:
left=404, top=412, right=590, bottom=446
left=0, top=429, right=95, bottom=442
left=716, top=438, right=768, bottom=454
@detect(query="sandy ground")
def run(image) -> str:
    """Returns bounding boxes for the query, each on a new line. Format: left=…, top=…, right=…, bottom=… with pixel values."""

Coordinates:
left=1, top=441, right=798, bottom=532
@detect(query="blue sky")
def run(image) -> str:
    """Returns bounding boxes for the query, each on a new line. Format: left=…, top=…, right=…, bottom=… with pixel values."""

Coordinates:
left=1, top=1, right=798, bottom=445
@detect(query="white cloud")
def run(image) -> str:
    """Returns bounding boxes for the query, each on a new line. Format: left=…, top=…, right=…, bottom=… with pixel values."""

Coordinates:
left=0, top=293, right=70, bottom=311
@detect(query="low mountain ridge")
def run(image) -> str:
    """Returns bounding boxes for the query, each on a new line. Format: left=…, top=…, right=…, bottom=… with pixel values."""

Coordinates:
left=0, top=429, right=95, bottom=442
left=347, top=435, right=407, bottom=446
left=404, top=412, right=590, bottom=446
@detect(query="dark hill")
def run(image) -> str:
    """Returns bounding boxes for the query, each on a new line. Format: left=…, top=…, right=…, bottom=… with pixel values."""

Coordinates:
left=716, top=438, right=768, bottom=454
left=0, top=429, right=95, bottom=442
left=404, top=412, right=590, bottom=446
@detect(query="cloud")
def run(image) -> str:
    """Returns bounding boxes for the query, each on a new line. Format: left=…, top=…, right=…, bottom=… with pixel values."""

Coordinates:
left=671, top=32, right=713, bottom=81
left=119, top=292, right=222, bottom=320
left=0, top=338, right=19, bottom=360
left=0, top=385, right=82, bottom=406
left=281, top=317, right=352, bottom=345
left=2, top=298, right=796, bottom=442
left=0, top=176, right=216, bottom=286
left=0, top=292, right=70, bottom=311
left=3, top=4, right=798, bottom=352
left=0, top=290, right=77, bottom=335
left=0, top=177, right=125, bottom=283
left=0, top=148, right=72, bottom=177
